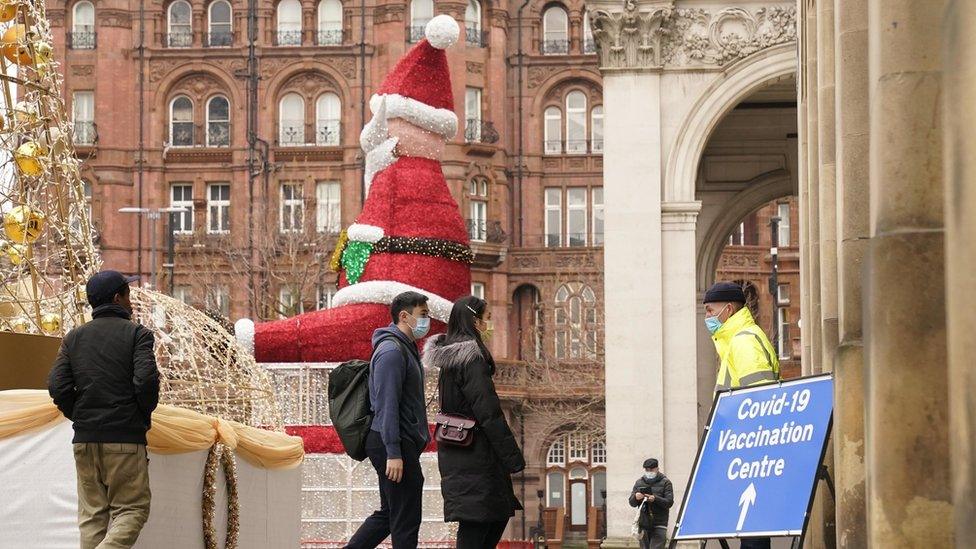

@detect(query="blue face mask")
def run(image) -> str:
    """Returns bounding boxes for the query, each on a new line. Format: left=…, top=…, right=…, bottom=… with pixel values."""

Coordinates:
left=705, top=316, right=723, bottom=335
left=409, top=314, right=430, bottom=339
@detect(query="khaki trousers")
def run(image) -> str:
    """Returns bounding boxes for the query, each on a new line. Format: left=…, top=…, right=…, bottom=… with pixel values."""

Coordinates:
left=73, top=443, right=151, bottom=549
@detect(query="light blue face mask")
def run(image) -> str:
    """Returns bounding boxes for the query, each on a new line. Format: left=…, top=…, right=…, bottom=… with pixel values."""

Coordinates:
left=704, top=316, right=723, bottom=335
left=411, top=315, right=431, bottom=339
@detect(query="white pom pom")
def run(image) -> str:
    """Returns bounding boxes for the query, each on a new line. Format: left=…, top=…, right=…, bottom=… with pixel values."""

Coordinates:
left=425, top=15, right=459, bottom=49
left=234, top=318, right=255, bottom=355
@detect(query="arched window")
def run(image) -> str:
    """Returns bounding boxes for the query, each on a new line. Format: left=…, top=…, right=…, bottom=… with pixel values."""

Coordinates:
left=317, top=0, right=343, bottom=45
left=583, top=10, right=595, bottom=53
left=555, top=282, right=598, bottom=358
left=542, top=6, right=569, bottom=54
left=547, top=438, right=566, bottom=466
left=168, top=0, right=193, bottom=47
left=464, top=0, right=483, bottom=47
left=277, top=0, right=303, bottom=45
left=71, top=1, right=95, bottom=49
left=279, top=93, right=305, bottom=145
left=544, top=106, right=562, bottom=155
left=409, top=0, right=433, bottom=42
left=206, top=96, right=230, bottom=147
left=208, top=0, right=233, bottom=46
left=591, top=105, right=604, bottom=153
left=170, top=95, right=194, bottom=147
left=566, top=91, right=587, bottom=154
left=545, top=434, right=607, bottom=510
left=315, top=92, right=341, bottom=146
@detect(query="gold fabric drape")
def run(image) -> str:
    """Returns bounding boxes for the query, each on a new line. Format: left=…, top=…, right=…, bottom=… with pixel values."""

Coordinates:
left=0, top=390, right=304, bottom=470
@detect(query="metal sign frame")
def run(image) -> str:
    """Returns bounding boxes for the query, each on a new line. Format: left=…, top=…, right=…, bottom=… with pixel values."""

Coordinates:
left=667, top=373, right=834, bottom=548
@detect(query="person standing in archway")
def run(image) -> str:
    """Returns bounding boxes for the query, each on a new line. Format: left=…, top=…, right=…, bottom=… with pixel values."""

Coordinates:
left=703, top=281, right=780, bottom=549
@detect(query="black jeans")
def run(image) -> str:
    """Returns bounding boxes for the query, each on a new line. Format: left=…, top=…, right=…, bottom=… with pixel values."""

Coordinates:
left=456, top=519, right=509, bottom=549
left=740, top=537, right=771, bottom=549
left=639, top=527, right=666, bottom=549
left=346, top=431, right=425, bottom=549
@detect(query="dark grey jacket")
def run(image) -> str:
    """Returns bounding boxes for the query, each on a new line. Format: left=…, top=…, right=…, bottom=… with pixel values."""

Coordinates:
left=47, top=304, right=160, bottom=445
left=368, top=325, right=430, bottom=459
left=629, top=473, right=675, bottom=529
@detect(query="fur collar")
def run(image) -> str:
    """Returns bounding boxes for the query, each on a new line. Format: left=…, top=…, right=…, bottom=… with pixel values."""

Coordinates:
left=422, top=334, right=483, bottom=370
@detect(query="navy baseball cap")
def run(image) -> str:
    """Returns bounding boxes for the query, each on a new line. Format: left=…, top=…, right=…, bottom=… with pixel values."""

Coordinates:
left=86, top=270, right=140, bottom=306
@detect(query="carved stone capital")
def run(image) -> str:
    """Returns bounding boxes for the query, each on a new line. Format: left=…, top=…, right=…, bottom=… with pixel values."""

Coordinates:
left=589, top=0, right=674, bottom=71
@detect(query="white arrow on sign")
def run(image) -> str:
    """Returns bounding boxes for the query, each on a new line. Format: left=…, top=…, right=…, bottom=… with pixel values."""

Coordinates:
left=737, top=482, right=757, bottom=531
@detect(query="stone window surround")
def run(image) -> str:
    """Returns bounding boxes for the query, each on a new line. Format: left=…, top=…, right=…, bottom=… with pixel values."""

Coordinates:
left=167, top=92, right=233, bottom=148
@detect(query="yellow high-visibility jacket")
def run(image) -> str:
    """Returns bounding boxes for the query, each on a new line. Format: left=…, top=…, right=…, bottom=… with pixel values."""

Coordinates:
left=712, top=307, right=780, bottom=390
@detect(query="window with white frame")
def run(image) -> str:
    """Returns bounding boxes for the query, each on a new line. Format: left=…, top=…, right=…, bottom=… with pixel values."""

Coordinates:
left=777, top=307, right=791, bottom=359
left=170, top=95, right=194, bottom=146
left=591, top=105, right=604, bottom=153
left=555, top=282, right=598, bottom=360
left=205, top=285, right=230, bottom=316
left=410, top=0, right=433, bottom=41
left=591, top=187, right=604, bottom=246
left=279, top=93, right=305, bottom=145
left=583, top=11, right=595, bottom=53
left=568, top=434, right=588, bottom=462
left=777, top=202, right=791, bottom=246
left=71, top=1, right=96, bottom=49
left=591, top=442, right=607, bottom=465
left=544, top=187, right=562, bottom=247
left=315, top=93, right=341, bottom=146
left=464, top=87, right=482, bottom=142
left=777, top=283, right=791, bottom=306
left=277, top=0, right=302, bottom=45
left=72, top=91, right=95, bottom=145
left=279, top=285, right=303, bottom=317
left=206, top=183, right=230, bottom=234
left=592, top=471, right=607, bottom=507
left=317, top=283, right=336, bottom=310
left=471, top=282, right=485, bottom=300
left=566, top=91, right=587, bottom=154
left=280, top=182, right=304, bottom=233
left=316, top=181, right=341, bottom=233
left=547, top=438, right=566, bottom=466
left=207, top=0, right=232, bottom=46
left=547, top=471, right=565, bottom=508
left=206, top=95, right=230, bottom=147
left=464, top=0, right=482, bottom=46
left=544, top=106, right=562, bottom=155
left=468, top=178, right=488, bottom=242
left=168, top=0, right=193, bottom=47
left=542, top=6, right=568, bottom=54
left=173, top=285, right=192, bottom=305
left=170, top=184, right=194, bottom=233
left=566, top=188, right=587, bottom=246
left=317, top=0, right=343, bottom=45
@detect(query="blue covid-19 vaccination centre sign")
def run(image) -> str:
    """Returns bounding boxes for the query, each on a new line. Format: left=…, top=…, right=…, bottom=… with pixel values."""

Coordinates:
left=673, top=374, right=834, bottom=541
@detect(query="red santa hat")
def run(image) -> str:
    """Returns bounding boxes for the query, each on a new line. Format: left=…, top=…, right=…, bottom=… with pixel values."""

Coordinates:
left=370, top=15, right=460, bottom=139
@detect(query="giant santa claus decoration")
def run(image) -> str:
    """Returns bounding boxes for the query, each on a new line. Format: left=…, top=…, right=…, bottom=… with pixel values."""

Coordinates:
left=236, top=15, right=471, bottom=363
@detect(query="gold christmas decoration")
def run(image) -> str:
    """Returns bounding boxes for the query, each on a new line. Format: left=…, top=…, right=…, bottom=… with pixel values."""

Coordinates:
left=2, top=24, right=32, bottom=65
left=3, top=242, right=26, bottom=265
left=0, top=1, right=17, bottom=22
left=12, top=100, right=37, bottom=125
left=14, top=141, right=45, bottom=176
left=3, top=205, right=45, bottom=244
left=8, top=316, right=30, bottom=333
left=39, top=312, right=60, bottom=334
left=31, top=40, right=51, bottom=65
left=39, top=126, right=64, bottom=154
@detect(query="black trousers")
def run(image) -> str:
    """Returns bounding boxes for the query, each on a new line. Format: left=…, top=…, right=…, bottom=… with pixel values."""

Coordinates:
left=740, top=537, right=771, bottom=549
left=456, top=519, right=509, bottom=549
left=346, top=431, right=425, bottom=549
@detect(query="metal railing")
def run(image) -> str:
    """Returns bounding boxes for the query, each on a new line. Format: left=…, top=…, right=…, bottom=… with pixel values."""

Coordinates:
left=170, top=123, right=194, bottom=147
left=464, top=119, right=499, bottom=144
left=166, top=31, right=193, bottom=48
left=73, top=121, right=96, bottom=146
left=68, top=31, right=96, bottom=49
left=276, top=30, right=303, bottom=46
left=540, top=39, right=569, bottom=55
left=207, top=123, right=230, bottom=147
left=316, top=29, right=343, bottom=45
left=407, top=25, right=426, bottom=43
left=467, top=219, right=507, bottom=244
left=206, top=31, right=233, bottom=47
left=278, top=123, right=306, bottom=146
left=315, top=121, right=341, bottom=146
left=464, top=24, right=488, bottom=47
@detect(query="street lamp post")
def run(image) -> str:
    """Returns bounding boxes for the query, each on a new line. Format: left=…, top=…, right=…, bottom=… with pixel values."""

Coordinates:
left=120, top=206, right=188, bottom=290
left=769, top=216, right=781, bottom=357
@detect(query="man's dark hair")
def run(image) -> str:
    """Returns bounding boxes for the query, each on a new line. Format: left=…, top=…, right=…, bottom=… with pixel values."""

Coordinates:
left=89, top=283, right=129, bottom=308
left=390, top=291, right=428, bottom=324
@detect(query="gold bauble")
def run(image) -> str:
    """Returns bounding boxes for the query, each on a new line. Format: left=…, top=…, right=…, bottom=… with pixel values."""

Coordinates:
left=3, top=241, right=26, bottom=265
left=8, top=316, right=30, bottom=333
left=12, top=100, right=37, bottom=125
left=40, top=312, right=61, bottom=334
left=14, top=141, right=45, bottom=176
left=2, top=25, right=32, bottom=65
left=3, top=205, right=46, bottom=244
left=32, top=41, right=52, bottom=65
left=0, top=1, right=17, bottom=23
left=39, top=126, right=65, bottom=154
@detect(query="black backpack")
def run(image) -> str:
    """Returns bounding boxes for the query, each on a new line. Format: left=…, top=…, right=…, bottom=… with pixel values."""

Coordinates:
left=327, top=336, right=407, bottom=461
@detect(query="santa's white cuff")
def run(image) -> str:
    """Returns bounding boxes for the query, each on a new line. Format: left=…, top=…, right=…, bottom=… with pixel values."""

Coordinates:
left=347, top=224, right=385, bottom=243
left=332, top=280, right=453, bottom=322
left=370, top=94, right=458, bottom=139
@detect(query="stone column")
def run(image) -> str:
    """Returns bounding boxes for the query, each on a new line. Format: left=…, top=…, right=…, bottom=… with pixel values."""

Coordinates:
left=589, top=2, right=679, bottom=545
left=866, top=1, right=952, bottom=546
left=943, top=0, right=976, bottom=543
left=832, top=0, right=869, bottom=545
left=803, top=0, right=822, bottom=377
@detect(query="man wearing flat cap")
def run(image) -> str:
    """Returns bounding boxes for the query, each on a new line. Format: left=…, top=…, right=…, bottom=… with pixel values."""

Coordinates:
left=48, top=270, right=159, bottom=549
left=629, top=458, right=673, bottom=549
left=703, top=281, right=779, bottom=549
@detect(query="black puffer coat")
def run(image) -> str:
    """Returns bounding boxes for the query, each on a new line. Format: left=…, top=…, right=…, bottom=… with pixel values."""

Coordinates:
left=424, top=334, right=525, bottom=522
left=629, top=473, right=674, bottom=529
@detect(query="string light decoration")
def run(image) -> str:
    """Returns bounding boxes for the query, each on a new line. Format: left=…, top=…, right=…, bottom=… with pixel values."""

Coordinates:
left=202, top=442, right=240, bottom=549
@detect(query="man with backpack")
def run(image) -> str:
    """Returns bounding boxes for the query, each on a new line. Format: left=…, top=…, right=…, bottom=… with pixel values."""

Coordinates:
left=346, top=291, right=432, bottom=549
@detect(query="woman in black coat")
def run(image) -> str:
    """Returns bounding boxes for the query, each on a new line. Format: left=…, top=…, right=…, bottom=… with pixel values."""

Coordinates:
left=423, top=296, right=526, bottom=549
